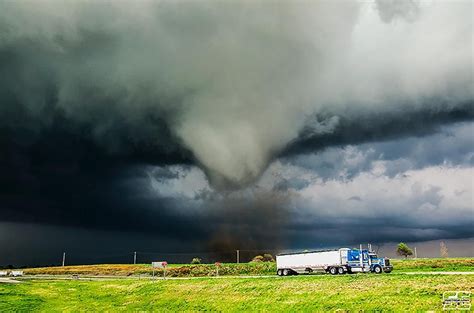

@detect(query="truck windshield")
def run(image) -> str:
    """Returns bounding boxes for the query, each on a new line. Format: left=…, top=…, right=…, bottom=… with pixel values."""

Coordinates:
left=369, top=255, right=378, bottom=260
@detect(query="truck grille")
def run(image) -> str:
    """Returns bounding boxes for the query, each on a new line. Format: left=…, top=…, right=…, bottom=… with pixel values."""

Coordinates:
left=385, top=259, right=390, bottom=266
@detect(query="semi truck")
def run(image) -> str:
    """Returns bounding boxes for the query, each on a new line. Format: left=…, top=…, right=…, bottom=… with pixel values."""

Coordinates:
left=276, top=246, right=392, bottom=276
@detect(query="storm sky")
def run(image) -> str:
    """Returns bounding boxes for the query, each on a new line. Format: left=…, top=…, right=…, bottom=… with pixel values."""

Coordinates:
left=0, top=0, right=473, bottom=265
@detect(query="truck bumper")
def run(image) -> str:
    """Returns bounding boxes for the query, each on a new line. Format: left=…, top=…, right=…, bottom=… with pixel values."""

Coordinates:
left=383, top=266, right=393, bottom=273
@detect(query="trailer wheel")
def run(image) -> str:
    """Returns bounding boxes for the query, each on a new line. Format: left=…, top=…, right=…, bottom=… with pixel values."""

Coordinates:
left=277, top=269, right=283, bottom=276
left=337, top=267, right=345, bottom=275
left=373, top=265, right=382, bottom=274
left=283, top=269, right=290, bottom=276
left=329, top=267, right=338, bottom=275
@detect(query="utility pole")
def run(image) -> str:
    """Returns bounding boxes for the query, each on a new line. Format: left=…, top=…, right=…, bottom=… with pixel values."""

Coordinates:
left=62, top=252, right=66, bottom=267
left=134, top=251, right=137, bottom=264
left=414, top=247, right=417, bottom=259
left=236, top=250, right=240, bottom=264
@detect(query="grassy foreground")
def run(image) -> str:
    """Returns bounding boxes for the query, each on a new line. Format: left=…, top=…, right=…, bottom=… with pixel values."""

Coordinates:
left=22, top=258, right=474, bottom=277
left=2, top=274, right=473, bottom=311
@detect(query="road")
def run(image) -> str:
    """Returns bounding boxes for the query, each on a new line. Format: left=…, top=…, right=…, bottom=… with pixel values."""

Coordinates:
left=0, top=278, right=21, bottom=284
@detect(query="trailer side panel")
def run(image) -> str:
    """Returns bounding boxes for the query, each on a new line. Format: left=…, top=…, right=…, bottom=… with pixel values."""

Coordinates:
left=276, top=250, right=342, bottom=270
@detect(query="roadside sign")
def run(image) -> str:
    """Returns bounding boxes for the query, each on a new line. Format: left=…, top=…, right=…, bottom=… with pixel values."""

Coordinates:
left=152, top=261, right=167, bottom=268
left=152, top=261, right=168, bottom=280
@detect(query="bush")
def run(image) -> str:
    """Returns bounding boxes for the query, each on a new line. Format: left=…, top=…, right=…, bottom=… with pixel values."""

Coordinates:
left=252, top=254, right=274, bottom=262
left=191, top=258, right=201, bottom=264
left=251, top=255, right=264, bottom=262
left=263, top=254, right=275, bottom=262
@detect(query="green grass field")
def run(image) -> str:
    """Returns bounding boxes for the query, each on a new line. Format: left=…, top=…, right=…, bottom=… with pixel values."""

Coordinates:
left=1, top=274, right=473, bottom=311
left=2, top=258, right=473, bottom=311
left=391, top=258, right=474, bottom=272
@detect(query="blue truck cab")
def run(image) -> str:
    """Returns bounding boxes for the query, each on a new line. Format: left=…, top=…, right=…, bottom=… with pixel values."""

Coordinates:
left=347, top=249, right=393, bottom=273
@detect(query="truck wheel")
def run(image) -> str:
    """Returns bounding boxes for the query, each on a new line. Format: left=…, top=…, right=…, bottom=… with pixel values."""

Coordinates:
left=337, top=267, right=345, bottom=275
left=283, top=269, right=290, bottom=276
left=373, top=265, right=382, bottom=274
left=329, top=267, right=338, bottom=275
left=277, top=269, right=283, bottom=276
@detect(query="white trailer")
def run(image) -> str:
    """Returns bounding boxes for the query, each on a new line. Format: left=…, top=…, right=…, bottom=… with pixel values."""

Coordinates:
left=277, top=249, right=349, bottom=276
left=276, top=247, right=392, bottom=276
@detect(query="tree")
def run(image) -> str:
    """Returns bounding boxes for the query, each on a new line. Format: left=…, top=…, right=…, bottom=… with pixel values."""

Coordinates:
left=440, top=241, right=449, bottom=258
left=263, top=253, right=275, bottom=262
left=191, top=257, right=201, bottom=264
left=396, top=242, right=413, bottom=258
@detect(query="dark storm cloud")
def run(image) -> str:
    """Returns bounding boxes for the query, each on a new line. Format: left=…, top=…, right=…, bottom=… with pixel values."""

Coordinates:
left=279, top=162, right=474, bottom=246
left=0, top=1, right=473, bottom=265
left=148, top=165, right=190, bottom=182
left=257, top=121, right=474, bottom=248
left=282, top=122, right=474, bottom=182
left=286, top=107, right=473, bottom=158
left=0, top=0, right=472, bottom=187
left=0, top=148, right=287, bottom=254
